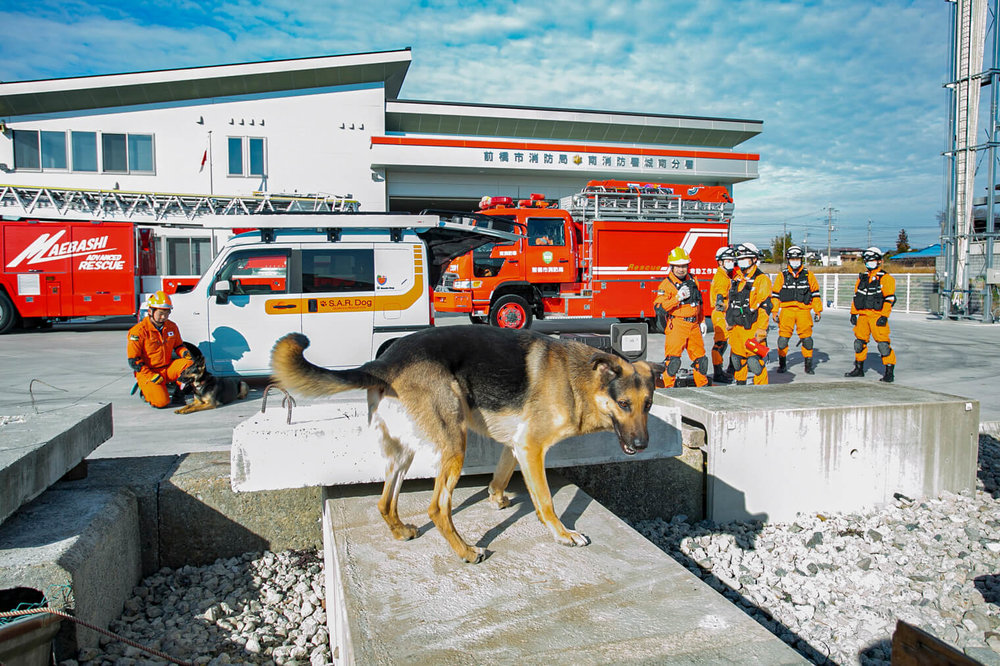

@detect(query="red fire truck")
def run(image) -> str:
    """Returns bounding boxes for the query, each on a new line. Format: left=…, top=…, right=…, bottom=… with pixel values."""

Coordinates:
left=432, top=180, right=733, bottom=330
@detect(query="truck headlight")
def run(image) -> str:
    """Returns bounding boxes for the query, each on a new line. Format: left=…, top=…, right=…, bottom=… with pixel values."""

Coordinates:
left=453, top=280, right=482, bottom=289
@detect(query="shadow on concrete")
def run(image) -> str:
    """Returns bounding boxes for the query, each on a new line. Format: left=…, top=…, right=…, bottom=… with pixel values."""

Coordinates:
left=8, top=317, right=136, bottom=335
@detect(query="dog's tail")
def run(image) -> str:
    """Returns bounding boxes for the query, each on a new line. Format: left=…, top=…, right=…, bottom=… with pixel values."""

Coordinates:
left=270, top=333, right=386, bottom=397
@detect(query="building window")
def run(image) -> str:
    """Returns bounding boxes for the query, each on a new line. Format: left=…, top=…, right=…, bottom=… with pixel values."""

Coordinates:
left=102, top=133, right=128, bottom=172
left=13, top=130, right=40, bottom=170
left=228, top=136, right=266, bottom=177
left=128, top=134, right=154, bottom=173
left=41, top=131, right=67, bottom=169
left=100, top=132, right=155, bottom=173
left=72, top=132, right=98, bottom=172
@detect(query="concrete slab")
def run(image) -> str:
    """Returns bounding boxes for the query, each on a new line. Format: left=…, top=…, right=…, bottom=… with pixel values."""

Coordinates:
left=0, top=404, right=112, bottom=525
left=659, top=382, right=980, bottom=523
left=321, top=476, right=807, bottom=665
left=231, top=396, right=682, bottom=492
left=0, top=486, right=141, bottom=660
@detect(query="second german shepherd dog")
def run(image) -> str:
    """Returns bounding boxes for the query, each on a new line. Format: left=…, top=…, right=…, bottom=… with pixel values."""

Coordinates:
left=270, top=325, right=664, bottom=563
left=174, top=343, right=250, bottom=414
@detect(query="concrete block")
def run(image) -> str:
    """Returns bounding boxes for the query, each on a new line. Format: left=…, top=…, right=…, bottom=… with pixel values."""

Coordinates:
left=232, top=394, right=682, bottom=492
left=158, top=452, right=321, bottom=568
left=321, top=477, right=807, bottom=664
left=659, top=382, right=980, bottom=523
left=0, top=404, right=113, bottom=525
left=0, top=487, right=141, bottom=660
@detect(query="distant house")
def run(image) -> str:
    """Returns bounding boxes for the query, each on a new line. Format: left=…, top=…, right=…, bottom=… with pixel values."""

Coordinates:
left=818, top=247, right=863, bottom=266
left=892, top=244, right=940, bottom=267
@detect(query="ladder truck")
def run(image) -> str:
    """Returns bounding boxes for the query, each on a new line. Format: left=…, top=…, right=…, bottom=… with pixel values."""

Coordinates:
left=432, top=180, right=733, bottom=331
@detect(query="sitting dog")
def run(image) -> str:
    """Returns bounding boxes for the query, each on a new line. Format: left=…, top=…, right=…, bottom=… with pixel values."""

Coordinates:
left=174, top=343, right=250, bottom=414
left=270, top=325, right=664, bottom=563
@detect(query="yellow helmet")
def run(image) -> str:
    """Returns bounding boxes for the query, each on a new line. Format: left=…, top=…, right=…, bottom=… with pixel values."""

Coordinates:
left=146, top=290, right=173, bottom=311
left=667, top=247, right=691, bottom=266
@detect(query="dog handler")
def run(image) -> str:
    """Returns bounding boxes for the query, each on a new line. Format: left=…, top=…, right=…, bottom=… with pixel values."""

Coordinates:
left=127, top=290, right=193, bottom=408
left=725, top=243, right=772, bottom=385
left=653, top=247, right=709, bottom=387
left=845, top=247, right=897, bottom=383
left=771, top=245, right=823, bottom=374
left=709, top=245, right=737, bottom=384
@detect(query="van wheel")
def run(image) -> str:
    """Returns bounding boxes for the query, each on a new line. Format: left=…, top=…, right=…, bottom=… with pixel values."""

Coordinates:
left=490, top=295, right=532, bottom=329
left=0, top=291, right=19, bottom=334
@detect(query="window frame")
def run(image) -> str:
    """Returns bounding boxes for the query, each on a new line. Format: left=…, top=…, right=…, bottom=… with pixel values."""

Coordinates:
left=227, top=135, right=267, bottom=178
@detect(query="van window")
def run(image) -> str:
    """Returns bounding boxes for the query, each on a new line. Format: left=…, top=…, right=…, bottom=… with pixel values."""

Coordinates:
left=302, top=249, right=374, bottom=293
left=214, top=250, right=289, bottom=295
left=528, top=218, right=565, bottom=246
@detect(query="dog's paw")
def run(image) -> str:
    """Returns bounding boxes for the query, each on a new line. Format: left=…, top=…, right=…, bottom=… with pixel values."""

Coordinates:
left=488, top=492, right=511, bottom=510
left=557, top=530, right=591, bottom=547
left=462, top=546, right=486, bottom=564
left=390, top=524, right=418, bottom=541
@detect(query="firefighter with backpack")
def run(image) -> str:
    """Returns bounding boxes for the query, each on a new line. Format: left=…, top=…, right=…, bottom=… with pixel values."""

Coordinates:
left=771, top=245, right=823, bottom=374
left=845, top=247, right=897, bottom=383
left=709, top=245, right=737, bottom=384
left=725, top=243, right=772, bottom=385
left=653, top=247, right=709, bottom=388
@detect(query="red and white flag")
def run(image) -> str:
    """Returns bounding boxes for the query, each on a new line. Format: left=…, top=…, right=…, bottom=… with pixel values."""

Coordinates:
left=199, top=149, right=208, bottom=172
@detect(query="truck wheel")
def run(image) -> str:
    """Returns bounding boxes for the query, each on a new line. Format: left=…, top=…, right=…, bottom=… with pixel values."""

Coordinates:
left=0, top=291, right=19, bottom=334
left=469, top=314, right=487, bottom=325
left=490, top=295, right=533, bottom=329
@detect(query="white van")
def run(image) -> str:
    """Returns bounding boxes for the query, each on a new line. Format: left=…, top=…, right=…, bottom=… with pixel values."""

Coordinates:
left=169, top=213, right=519, bottom=376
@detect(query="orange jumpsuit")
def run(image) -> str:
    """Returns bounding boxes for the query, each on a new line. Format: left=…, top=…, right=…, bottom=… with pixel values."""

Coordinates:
left=771, top=267, right=822, bottom=363
left=127, top=317, right=193, bottom=408
left=709, top=266, right=733, bottom=368
left=654, top=272, right=708, bottom=387
left=850, top=269, right=896, bottom=366
left=725, top=265, right=772, bottom=385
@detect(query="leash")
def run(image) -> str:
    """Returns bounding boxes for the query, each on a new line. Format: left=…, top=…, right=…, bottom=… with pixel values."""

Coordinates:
left=0, top=608, right=193, bottom=666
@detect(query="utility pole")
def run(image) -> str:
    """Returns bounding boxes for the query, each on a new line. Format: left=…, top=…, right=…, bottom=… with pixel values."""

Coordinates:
left=825, top=205, right=838, bottom=266
left=867, top=219, right=872, bottom=248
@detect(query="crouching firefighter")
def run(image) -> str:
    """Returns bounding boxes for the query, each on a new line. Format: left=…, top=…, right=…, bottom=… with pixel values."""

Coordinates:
left=709, top=245, right=737, bottom=384
left=654, top=247, right=709, bottom=387
left=726, top=243, right=772, bottom=385
left=127, top=291, right=194, bottom=408
left=845, top=247, right=897, bottom=383
left=771, top=245, right=823, bottom=374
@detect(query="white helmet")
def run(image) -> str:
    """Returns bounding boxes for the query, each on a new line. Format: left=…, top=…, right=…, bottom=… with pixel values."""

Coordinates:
left=862, top=247, right=883, bottom=262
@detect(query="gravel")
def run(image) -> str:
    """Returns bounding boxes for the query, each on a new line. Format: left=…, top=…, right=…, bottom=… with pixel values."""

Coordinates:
left=65, top=436, right=1000, bottom=666
left=630, top=434, right=1000, bottom=665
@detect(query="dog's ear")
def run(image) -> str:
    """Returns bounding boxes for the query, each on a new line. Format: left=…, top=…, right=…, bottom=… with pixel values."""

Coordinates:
left=182, top=342, right=205, bottom=362
left=591, top=352, right=624, bottom=383
left=644, top=361, right=666, bottom=380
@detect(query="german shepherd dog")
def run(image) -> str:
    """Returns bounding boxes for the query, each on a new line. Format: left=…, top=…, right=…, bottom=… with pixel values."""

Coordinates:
left=174, top=343, right=250, bottom=414
left=270, top=326, right=664, bottom=563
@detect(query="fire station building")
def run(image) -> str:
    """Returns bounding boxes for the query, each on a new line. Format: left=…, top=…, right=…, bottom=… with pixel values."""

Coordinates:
left=0, top=48, right=761, bottom=276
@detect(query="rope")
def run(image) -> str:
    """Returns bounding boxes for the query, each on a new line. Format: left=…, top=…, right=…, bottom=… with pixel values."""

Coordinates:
left=0, top=608, right=193, bottom=666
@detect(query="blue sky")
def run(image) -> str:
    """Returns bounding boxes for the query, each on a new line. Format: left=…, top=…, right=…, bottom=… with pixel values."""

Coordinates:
left=1, top=0, right=955, bottom=251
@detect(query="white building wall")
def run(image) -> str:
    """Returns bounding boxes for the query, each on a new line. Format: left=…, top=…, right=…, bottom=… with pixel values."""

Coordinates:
left=0, top=83, right=389, bottom=210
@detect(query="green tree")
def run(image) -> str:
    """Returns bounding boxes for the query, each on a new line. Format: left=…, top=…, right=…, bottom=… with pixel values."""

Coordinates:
left=896, top=228, right=911, bottom=254
left=771, top=232, right=793, bottom=262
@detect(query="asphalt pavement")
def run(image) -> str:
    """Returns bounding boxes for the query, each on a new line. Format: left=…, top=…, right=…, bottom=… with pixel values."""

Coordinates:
left=0, top=308, right=997, bottom=460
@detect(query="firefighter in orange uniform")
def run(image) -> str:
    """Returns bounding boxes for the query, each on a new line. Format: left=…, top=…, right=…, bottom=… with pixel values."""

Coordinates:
left=653, top=247, right=709, bottom=387
left=771, top=245, right=823, bottom=374
left=845, top=247, right=897, bottom=383
left=709, top=245, right=737, bottom=384
left=725, top=243, right=772, bottom=385
left=127, top=291, right=193, bottom=408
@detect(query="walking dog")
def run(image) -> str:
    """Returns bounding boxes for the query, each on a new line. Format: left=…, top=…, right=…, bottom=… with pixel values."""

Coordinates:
left=174, top=344, right=250, bottom=414
left=270, top=326, right=664, bottom=563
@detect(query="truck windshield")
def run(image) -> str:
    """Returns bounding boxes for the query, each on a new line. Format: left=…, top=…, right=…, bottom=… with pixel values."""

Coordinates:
left=473, top=241, right=513, bottom=278
left=527, top=218, right=565, bottom=246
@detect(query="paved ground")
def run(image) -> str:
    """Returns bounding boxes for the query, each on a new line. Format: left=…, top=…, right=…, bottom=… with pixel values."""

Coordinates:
left=0, top=308, right=997, bottom=459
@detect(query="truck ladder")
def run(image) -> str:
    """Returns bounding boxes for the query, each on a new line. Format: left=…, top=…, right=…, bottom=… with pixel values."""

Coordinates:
left=559, top=189, right=733, bottom=223
left=0, top=184, right=360, bottom=224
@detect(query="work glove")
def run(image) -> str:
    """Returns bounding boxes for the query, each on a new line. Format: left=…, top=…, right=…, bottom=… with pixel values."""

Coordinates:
left=876, top=316, right=888, bottom=327
left=654, top=303, right=666, bottom=318
left=850, top=313, right=858, bottom=325
left=813, top=312, right=822, bottom=322
left=772, top=312, right=779, bottom=323
left=699, top=321, right=707, bottom=335
left=676, top=284, right=691, bottom=301
left=150, top=374, right=164, bottom=385
left=715, top=294, right=725, bottom=312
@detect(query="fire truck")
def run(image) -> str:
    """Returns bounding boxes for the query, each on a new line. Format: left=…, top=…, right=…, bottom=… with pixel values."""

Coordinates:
left=0, top=184, right=359, bottom=334
left=432, top=180, right=733, bottom=331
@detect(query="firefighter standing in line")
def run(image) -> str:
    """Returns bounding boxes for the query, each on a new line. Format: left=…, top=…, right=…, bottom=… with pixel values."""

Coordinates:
left=725, top=243, right=772, bottom=385
left=653, top=247, right=709, bottom=388
left=709, top=245, right=737, bottom=384
left=845, top=247, right=897, bottom=383
left=127, top=291, right=193, bottom=408
left=771, top=245, right=823, bottom=374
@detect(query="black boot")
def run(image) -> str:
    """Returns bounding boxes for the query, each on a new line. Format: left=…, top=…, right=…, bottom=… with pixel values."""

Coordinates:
left=844, top=361, right=865, bottom=377
left=776, top=356, right=787, bottom=373
left=735, top=379, right=747, bottom=385
left=880, top=364, right=894, bottom=383
left=713, top=365, right=733, bottom=384
left=804, top=357, right=815, bottom=375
